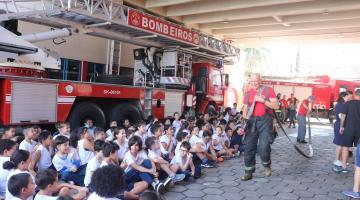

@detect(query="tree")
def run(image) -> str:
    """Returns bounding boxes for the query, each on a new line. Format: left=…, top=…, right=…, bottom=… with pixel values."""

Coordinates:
left=242, top=47, right=270, bottom=76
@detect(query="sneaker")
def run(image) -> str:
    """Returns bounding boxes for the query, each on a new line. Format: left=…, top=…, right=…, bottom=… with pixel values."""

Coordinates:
left=300, top=140, right=307, bottom=144
left=152, top=182, right=165, bottom=194
left=340, top=168, right=351, bottom=174
left=163, top=177, right=172, bottom=188
left=342, top=190, right=360, bottom=198
left=201, top=163, right=215, bottom=168
left=171, top=174, right=186, bottom=183
left=333, top=160, right=342, bottom=167
left=235, top=151, right=241, bottom=157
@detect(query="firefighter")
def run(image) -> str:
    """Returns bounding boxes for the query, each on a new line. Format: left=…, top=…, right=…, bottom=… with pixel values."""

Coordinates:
left=296, top=96, right=315, bottom=143
left=241, top=73, right=279, bottom=181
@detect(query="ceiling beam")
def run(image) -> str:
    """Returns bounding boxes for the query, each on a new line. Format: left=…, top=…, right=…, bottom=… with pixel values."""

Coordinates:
left=201, top=9, right=360, bottom=30
left=182, top=0, right=360, bottom=24
left=166, top=0, right=310, bottom=17
left=213, top=18, right=360, bottom=35
left=223, top=27, right=360, bottom=39
left=145, top=0, right=199, bottom=8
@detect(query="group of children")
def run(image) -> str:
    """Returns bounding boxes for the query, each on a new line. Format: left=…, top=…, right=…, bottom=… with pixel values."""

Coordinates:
left=0, top=108, right=244, bottom=200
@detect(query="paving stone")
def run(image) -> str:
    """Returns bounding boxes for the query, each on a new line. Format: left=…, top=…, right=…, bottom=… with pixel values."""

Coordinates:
left=202, top=195, right=224, bottom=200
left=203, top=176, right=221, bottom=182
left=202, top=188, right=224, bottom=195
left=260, top=196, right=280, bottom=200
left=222, top=186, right=242, bottom=193
left=221, top=192, right=245, bottom=200
left=242, top=190, right=262, bottom=198
left=276, top=192, right=299, bottom=200
left=255, top=188, right=278, bottom=196
left=163, top=192, right=185, bottom=200
left=184, top=183, right=205, bottom=190
left=219, top=180, right=239, bottom=186
left=168, top=185, right=187, bottom=192
left=182, top=190, right=205, bottom=198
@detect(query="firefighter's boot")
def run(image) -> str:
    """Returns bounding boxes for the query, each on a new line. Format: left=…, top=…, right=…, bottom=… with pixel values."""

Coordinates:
left=264, top=167, right=272, bottom=177
left=241, top=173, right=253, bottom=181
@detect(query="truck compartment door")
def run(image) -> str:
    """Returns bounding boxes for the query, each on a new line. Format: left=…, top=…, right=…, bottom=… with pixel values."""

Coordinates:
left=164, top=91, right=184, bottom=117
left=11, top=81, right=57, bottom=123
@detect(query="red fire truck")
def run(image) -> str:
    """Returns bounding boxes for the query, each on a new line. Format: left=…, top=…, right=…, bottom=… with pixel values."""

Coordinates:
left=0, top=1, right=239, bottom=129
left=262, top=75, right=360, bottom=121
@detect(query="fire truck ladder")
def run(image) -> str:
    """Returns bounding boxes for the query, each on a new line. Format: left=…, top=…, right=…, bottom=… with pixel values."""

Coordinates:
left=0, top=0, right=240, bottom=58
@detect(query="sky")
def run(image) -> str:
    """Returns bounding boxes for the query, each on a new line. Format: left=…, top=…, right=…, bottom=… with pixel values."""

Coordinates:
left=259, top=43, right=360, bottom=79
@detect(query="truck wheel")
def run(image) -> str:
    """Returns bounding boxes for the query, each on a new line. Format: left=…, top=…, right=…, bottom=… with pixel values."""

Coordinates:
left=109, top=103, right=142, bottom=125
left=68, top=102, right=106, bottom=129
left=206, top=104, right=217, bottom=116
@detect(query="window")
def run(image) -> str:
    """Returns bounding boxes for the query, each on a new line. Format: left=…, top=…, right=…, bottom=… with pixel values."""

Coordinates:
left=212, top=70, right=221, bottom=86
left=339, top=85, right=348, bottom=92
left=87, top=62, right=106, bottom=82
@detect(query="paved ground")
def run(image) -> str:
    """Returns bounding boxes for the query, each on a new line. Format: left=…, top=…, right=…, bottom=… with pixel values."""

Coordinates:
left=164, top=122, right=354, bottom=200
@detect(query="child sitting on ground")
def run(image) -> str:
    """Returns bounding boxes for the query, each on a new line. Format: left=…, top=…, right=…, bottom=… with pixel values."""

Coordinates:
left=159, top=125, right=175, bottom=161
left=29, top=131, right=54, bottom=175
left=84, top=140, right=105, bottom=187
left=7, top=173, right=35, bottom=200
left=19, top=127, right=37, bottom=154
left=4, top=149, right=33, bottom=200
left=189, top=127, right=215, bottom=168
left=0, top=139, right=17, bottom=198
left=122, top=136, right=165, bottom=194
left=1, top=126, right=16, bottom=140
left=70, top=127, right=94, bottom=166
left=100, top=141, right=119, bottom=167
left=145, top=137, right=185, bottom=187
left=53, top=122, right=71, bottom=140
left=94, top=128, right=107, bottom=141
left=114, top=127, right=128, bottom=162
left=34, top=169, right=87, bottom=200
left=212, top=126, right=234, bottom=158
left=105, top=120, right=117, bottom=141
left=52, top=136, right=85, bottom=186
left=170, top=141, right=200, bottom=179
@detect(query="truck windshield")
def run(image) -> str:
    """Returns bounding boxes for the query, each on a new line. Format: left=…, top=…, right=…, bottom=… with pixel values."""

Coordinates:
left=212, top=70, right=221, bottom=86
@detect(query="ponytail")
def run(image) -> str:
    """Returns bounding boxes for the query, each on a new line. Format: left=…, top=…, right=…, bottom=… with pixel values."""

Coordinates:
left=3, top=150, right=29, bottom=170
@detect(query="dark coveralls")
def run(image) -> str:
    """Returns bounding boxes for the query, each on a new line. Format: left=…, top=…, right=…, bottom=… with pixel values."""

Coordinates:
left=244, top=86, right=274, bottom=174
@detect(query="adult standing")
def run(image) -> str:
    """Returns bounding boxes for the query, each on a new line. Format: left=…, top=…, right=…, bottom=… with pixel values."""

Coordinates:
left=333, top=92, right=351, bottom=171
left=280, top=95, right=288, bottom=123
left=341, top=89, right=360, bottom=198
left=287, top=93, right=298, bottom=128
left=241, top=73, right=279, bottom=181
left=296, top=96, right=315, bottom=143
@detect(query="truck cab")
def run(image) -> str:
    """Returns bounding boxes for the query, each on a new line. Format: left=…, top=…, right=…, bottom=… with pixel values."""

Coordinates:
left=192, top=62, right=229, bottom=115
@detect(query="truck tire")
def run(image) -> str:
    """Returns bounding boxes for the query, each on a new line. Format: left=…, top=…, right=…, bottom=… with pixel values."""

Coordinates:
left=109, top=103, right=142, bottom=125
left=206, top=104, right=218, bottom=116
left=68, top=102, right=106, bottom=129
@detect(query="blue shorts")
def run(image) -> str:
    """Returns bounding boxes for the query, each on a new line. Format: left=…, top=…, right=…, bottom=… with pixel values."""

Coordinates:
left=356, top=144, right=360, bottom=167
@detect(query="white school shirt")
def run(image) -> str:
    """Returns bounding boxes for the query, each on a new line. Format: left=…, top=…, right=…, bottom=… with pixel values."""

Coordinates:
left=105, top=129, right=114, bottom=141
left=170, top=153, right=186, bottom=165
left=212, top=134, right=225, bottom=151
left=36, top=145, right=52, bottom=170
left=84, top=156, right=101, bottom=187
left=115, top=139, right=128, bottom=160
left=0, top=157, right=10, bottom=198
left=189, top=135, right=204, bottom=148
left=19, top=140, right=37, bottom=153
left=52, top=154, right=76, bottom=172
left=78, top=139, right=94, bottom=165
left=159, top=135, right=174, bottom=155
left=172, top=120, right=182, bottom=136
left=6, top=170, right=34, bottom=200
left=34, top=194, right=57, bottom=200
left=175, top=141, right=182, bottom=157
left=148, top=149, right=161, bottom=160
left=123, top=150, right=148, bottom=173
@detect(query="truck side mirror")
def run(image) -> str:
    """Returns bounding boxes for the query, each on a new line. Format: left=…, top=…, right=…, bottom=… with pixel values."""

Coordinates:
left=224, top=74, right=229, bottom=86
